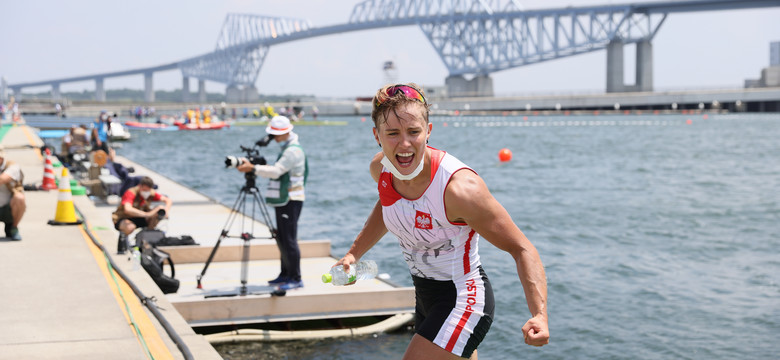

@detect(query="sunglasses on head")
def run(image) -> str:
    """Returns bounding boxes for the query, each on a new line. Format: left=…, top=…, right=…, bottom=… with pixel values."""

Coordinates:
left=375, top=84, right=427, bottom=108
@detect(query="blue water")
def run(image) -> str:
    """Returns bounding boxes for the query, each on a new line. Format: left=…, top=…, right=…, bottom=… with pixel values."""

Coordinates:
left=31, top=113, right=780, bottom=359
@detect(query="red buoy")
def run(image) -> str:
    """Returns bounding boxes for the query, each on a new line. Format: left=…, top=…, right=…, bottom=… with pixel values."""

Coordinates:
left=498, top=148, right=512, bottom=162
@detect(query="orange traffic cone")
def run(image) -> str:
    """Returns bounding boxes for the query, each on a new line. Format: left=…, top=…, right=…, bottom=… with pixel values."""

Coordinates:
left=48, top=167, right=83, bottom=225
left=41, top=154, right=57, bottom=190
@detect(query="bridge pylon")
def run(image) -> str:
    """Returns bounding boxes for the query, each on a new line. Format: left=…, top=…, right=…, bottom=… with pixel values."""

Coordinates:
left=446, top=75, right=494, bottom=98
left=607, top=39, right=654, bottom=93
left=226, top=84, right=260, bottom=103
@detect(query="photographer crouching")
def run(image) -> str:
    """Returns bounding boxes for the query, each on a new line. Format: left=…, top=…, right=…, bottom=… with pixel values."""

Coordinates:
left=237, top=115, right=308, bottom=291
left=112, top=176, right=173, bottom=254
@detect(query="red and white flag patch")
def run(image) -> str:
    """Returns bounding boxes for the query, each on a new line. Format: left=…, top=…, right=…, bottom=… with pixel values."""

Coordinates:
left=415, top=210, right=433, bottom=230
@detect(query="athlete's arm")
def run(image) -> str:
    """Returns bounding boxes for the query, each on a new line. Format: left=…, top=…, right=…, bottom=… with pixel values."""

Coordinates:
left=445, top=170, right=550, bottom=347
left=334, top=153, right=389, bottom=273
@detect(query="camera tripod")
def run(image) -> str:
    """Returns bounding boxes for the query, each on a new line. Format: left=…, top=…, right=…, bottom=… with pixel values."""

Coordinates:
left=196, top=172, right=283, bottom=297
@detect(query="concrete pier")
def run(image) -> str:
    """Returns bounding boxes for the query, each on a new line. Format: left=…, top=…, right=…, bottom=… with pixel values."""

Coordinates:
left=95, top=77, right=106, bottom=102
left=0, top=123, right=220, bottom=359
left=198, top=80, right=206, bottom=103
left=607, top=39, right=654, bottom=93
left=182, top=77, right=190, bottom=103
left=144, top=73, right=155, bottom=103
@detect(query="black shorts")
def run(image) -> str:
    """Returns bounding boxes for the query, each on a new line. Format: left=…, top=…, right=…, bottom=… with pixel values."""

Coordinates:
left=92, top=140, right=110, bottom=154
left=413, top=266, right=494, bottom=358
left=114, top=217, right=148, bottom=231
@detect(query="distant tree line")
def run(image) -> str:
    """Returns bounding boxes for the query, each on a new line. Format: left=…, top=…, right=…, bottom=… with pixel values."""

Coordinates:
left=19, top=88, right=316, bottom=103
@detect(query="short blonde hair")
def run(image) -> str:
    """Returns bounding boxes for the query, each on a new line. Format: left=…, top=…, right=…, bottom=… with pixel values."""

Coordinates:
left=371, top=83, right=430, bottom=128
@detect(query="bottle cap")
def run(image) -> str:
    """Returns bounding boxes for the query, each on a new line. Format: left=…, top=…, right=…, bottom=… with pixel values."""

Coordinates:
left=321, top=273, right=333, bottom=283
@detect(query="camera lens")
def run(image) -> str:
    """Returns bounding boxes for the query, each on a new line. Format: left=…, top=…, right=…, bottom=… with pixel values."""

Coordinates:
left=157, top=209, right=166, bottom=220
left=225, top=156, right=238, bottom=168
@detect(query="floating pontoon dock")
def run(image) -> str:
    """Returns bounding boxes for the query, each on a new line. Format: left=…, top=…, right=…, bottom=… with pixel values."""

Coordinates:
left=95, top=155, right=415, bottom=332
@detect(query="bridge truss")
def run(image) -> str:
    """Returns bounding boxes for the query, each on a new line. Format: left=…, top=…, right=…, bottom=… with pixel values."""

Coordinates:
left=350, top=0, right=667, bottom=75
left=181, top=0, right=668, bottom=87
left=178, top=14, right=312, bottom=86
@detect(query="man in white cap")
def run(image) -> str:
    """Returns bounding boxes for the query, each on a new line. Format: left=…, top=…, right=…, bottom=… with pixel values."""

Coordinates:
left=238, top=115, right=308, bottom=290
left=0, top=145, right=25, bottom=241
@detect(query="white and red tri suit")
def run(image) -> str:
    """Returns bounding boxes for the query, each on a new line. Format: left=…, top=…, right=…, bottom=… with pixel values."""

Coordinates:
left=378, top=146, right=494, bottom=358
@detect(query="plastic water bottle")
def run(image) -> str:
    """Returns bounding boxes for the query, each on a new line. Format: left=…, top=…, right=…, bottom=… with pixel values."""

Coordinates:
left=322, top=260, right=378, bottom=285
left=131, top=247, right=141, bottom=271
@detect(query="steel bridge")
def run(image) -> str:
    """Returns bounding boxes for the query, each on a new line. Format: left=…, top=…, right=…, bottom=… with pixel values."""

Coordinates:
left=4, top=0, right=779, bottom=102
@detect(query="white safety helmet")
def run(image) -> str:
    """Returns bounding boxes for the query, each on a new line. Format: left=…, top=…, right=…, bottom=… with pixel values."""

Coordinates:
left=266, top=115, right=294, bottom=135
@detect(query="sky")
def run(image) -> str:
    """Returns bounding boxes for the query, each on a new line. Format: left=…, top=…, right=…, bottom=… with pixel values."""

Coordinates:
left=1, top=0, right=778, bottom=99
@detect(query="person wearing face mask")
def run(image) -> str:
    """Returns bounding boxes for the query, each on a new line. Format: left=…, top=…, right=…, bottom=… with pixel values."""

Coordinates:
left=237, top=115, right=308, bottom=291
left=333, top=83, right=549, bottom=359
left=112, top=176, right=172, bottom=254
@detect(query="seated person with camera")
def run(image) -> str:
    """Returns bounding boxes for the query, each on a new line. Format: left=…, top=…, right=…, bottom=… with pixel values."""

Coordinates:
left=61, top=125, right=89, bottom=167
left=236, top=115, right=308, bottom=291
left=112, top=176, right=172, bottom=254
left=0, top=146, right=25, bottom=241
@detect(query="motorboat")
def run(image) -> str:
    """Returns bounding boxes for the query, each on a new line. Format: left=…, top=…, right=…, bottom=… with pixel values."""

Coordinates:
left=124, top=121, right=178, bottom=131
left=176, top=121, right=230, bottom=130
left=108, top=122, right=132, bottom=140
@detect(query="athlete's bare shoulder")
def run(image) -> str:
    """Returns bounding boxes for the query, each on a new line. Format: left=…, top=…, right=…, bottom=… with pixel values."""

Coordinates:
left=370, top=151, right=384, bottom=182
left=445, top=169, right=491, bottom=223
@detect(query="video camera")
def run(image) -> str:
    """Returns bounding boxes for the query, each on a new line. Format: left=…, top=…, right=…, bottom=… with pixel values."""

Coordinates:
left=224, top=135, right=274, bottom=168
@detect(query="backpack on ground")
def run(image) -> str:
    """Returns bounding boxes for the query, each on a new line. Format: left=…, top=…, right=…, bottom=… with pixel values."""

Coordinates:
left=135, top=229, right=179, bottom=294
left=140, top=246, right=179, bottom=294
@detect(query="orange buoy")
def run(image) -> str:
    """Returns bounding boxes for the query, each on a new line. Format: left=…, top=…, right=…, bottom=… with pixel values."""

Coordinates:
left=498, top=148, right=512, bottom=162
left=686, top=119, right=693, bottom=125
left=361, top=117, right=366, bottom=122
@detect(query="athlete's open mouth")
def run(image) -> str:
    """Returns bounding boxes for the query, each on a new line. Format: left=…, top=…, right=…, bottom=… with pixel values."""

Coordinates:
left=396, top=152, right=414, bottom=168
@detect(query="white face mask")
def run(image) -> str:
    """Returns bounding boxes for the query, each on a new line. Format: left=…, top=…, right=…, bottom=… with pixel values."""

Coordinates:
left=139, top=190, right=151, bottom=198
left=381, top=151, right=425, bottom=181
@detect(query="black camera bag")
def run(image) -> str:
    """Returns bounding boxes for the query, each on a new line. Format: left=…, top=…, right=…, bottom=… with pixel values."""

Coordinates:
left=134, top=229, right=166, bottom=248
left=158, top=235, right=199, bottom=246
left=140, top=247, right=179, bottom=294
